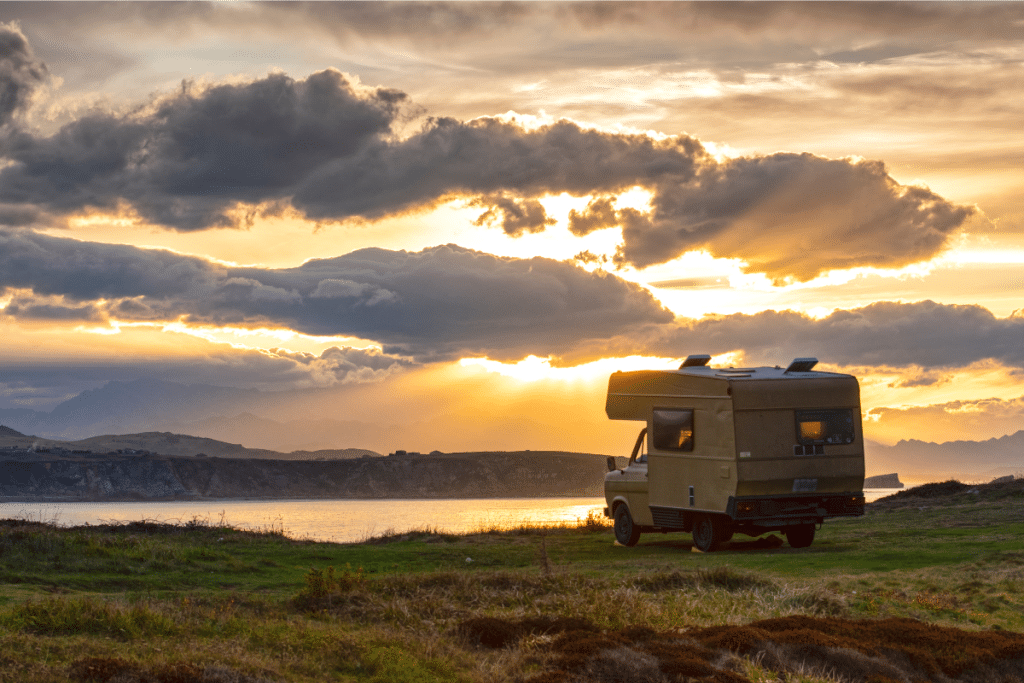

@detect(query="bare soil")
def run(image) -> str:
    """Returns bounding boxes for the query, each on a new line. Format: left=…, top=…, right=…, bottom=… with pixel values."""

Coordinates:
left=461, top=614, right=1024, bottom=683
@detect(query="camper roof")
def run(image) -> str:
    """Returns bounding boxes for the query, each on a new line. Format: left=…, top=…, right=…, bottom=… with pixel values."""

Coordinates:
left=606, top=357, right=859, bottom=421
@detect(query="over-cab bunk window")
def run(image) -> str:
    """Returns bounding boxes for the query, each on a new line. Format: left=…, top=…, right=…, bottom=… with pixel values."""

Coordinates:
left=652, top=408, right=694, bottom=452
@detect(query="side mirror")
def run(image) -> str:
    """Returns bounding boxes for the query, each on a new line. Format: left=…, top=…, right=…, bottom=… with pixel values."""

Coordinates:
left=606, top=456, right=617, bottom=472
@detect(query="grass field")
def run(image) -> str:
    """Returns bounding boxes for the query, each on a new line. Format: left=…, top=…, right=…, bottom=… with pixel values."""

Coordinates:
left=0, top=480, right=1022, bottom=682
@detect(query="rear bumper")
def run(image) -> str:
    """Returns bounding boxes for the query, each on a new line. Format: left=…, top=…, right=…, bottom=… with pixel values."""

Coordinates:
left=726, top=492, right=864, bottom=525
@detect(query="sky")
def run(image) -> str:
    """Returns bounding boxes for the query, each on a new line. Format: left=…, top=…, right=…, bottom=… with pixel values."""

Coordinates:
left=0, top=2, right=1022, bottom=454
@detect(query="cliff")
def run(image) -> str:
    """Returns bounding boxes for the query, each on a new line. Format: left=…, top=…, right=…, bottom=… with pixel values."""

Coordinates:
left=0, top=451, right=612, bottom=501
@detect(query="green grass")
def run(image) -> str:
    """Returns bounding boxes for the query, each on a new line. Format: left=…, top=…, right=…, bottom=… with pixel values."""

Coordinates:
left=0, top=487, right=1022, bottom=682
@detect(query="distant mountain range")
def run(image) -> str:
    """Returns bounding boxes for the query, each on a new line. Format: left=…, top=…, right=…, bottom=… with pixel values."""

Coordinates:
left=1, top=378, right=1021, bottom=483
left=865, top=431, right=1024, bottom=483
left=0, top=429, right=377, bottom=461
left=0, top=378, right=382, bottom=453
left=0, top=378, right=259, bottom=440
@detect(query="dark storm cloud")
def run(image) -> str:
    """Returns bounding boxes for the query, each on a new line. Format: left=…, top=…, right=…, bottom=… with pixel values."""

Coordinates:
left=290, top=117, right=704, bottom=220
left=568, top=196, right=618, bottom=237
left=644, top=301, right=1024, bottom=370
left=0, top=64, right=705, bottom=230
left=6, top=229, right=1021, bottom=372
left=0, top=22, right=46, bottom=127
left=2, top=294, right=102, bottom=321
left=0, top=101, right=975, bottom=280
left=0, top=229, right=224, bottom=300
left=555, top=153, right=972, bottom=281
left=0, top=26, right=978, bottom=279
left=0, top=69, right=406, bottom=230
left=472, top=194, right=555, bottom=236
left=0, top=230, right=674, bottom=361
left=615, top=154, right=973, bottom=281
left=239, top=244, right=676, bottom=360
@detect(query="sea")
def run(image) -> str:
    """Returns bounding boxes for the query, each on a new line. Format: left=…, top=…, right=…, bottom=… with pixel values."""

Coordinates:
left=0, top=489, right=902, bottom=543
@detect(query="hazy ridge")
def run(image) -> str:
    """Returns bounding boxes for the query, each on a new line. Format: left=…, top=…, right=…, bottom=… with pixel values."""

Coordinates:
left=2, top=378, right=1022, bottom=485
left=0, top=445, right=612, bottom=502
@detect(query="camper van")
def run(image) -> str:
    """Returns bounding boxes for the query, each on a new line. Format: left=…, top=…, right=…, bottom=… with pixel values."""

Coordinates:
left=603, top=355, right=865, bottom=551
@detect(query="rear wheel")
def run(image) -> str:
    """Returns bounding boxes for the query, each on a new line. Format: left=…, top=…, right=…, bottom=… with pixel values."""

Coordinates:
left=692, top=514, right=722, bottom=552
left=613, top=505, right=641, bottom=547
left=786, top=524, right=815, bottom=548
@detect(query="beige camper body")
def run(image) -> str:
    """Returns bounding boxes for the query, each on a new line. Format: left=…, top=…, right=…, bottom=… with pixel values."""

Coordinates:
left=603, top=356, right=865, bottom=551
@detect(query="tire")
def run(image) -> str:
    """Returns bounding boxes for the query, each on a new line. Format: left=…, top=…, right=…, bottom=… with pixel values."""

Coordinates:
left=692, top=514, right=721, bottom=552
left=786, top=524, right=815, bottom=549
left=613, top=505, right=642, bottom=547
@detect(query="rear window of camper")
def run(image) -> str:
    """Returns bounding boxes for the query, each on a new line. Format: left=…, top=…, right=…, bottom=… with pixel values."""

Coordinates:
left=652, top=409, right=694, bottom=451
left=795, top=409, right=855, bottom=445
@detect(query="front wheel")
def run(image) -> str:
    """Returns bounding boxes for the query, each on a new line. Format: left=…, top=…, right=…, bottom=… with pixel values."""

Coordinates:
left=613, top=505, right=641, bottom=547
left=692, top=514, right=722, bottom=552
left=786, top=524, right=815, bottom=548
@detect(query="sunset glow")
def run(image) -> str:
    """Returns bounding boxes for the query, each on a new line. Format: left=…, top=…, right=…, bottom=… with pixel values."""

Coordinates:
left=1, top=2, right=1023, bottom=459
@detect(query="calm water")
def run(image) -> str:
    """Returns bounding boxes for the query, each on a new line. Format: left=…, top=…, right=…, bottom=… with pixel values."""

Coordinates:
left=0, top=489, right=901, bottom=543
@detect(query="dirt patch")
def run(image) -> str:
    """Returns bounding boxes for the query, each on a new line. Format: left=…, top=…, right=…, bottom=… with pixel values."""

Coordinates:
left=460, top=614, right=1024, bottom=682
left=459, top=615, right=597, bottom=648
left=68, top=657, right=282, bottom=683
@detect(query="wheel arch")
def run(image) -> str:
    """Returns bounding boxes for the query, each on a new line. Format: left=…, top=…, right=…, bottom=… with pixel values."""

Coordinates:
left=609, top=496, right=631, bottom=516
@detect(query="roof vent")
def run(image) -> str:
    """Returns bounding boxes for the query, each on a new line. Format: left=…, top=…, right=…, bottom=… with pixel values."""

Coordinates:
left=680, top=354, right=712, bottom=368
left=785, top=358, right=818, bottom=373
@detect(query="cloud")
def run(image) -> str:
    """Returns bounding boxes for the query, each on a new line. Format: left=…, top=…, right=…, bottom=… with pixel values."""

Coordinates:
left=3, top=86, right=970, bottom=280
left=6, top=229, right=1021, bottom=371
left=0, top=22, right=46, bottom=126
left=614, top=154, right=973, bottom=281
left=0, top=68, right=406, bottom=230
left=866, top=395, right=1024, bottom=445
left=0, top=28, right=980, bottom=280
left=270, top=345, right=413, bottom=386
left=641, top=300, right=1024, bottom=370
left=2, top=293, right=103, bottom=321
left=0, top=229, right=674, bottom=361
left=568, top=196, right=618, bottom=236
left=290, top=116, right=704, bottom=220
left=0, top=229, right=224, bottom=300
left=0, top=342, right=413, bottom=411
left=472, top=194, right=555, bottom=236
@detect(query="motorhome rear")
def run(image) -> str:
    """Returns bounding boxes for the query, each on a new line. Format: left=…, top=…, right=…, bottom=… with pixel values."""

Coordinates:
left=603, top=355, right=865, bottom=551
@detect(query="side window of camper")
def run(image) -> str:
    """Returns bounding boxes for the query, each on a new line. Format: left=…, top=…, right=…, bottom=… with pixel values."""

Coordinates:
left=652, top=409, right=694, bottom=452
left=795, top=409, right=855, bottom=445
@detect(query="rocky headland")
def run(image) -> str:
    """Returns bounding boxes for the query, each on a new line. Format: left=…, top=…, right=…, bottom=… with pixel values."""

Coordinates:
left=0, top=428, right=614, bottom=501
left=863, top=472, right=903, bottom=488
